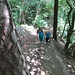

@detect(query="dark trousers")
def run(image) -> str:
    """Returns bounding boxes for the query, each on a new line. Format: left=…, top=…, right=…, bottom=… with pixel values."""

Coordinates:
left=46, top=37, right=50, bottom=42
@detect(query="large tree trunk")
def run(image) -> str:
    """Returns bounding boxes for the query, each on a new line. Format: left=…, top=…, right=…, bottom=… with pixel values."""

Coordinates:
left=0, top=0, right=29, bottom=75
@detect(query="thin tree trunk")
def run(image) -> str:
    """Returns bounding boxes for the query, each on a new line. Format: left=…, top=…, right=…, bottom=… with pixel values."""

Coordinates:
left=0, top=0, right=29, bottom=75
left=60, top=19, right=67, bottom=39
left=53, top=0, right=58, bottom=41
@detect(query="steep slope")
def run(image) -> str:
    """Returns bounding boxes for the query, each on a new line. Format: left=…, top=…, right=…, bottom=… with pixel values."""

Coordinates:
left=16, top=25, right=75, bottom=75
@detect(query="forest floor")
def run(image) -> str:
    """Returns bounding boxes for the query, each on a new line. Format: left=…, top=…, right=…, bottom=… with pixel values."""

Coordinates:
left=16, top=25, right=75, bottom=75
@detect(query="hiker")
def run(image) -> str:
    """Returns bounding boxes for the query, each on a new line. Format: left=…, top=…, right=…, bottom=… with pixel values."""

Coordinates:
left=45, top=31, right=51, bottom=42
left=37, top=28, right=44, bottom=43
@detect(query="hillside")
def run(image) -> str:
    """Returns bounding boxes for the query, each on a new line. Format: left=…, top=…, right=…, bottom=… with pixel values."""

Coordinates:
left=16, top=25, right=75, bottom=75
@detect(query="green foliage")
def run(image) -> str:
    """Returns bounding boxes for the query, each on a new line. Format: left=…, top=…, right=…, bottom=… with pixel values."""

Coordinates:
left=32, top=0, right=54, bottom=28
left=8, top=0, right=75, bottom=42
left=8, top=0, right=75, bottom=57
left=8, top=0, right=54, bottom=27
left=33, top=14, right=48, bottom=27
left=57, top=0, right=70, bottom=39
left=9, top=0, right=21, bottom=25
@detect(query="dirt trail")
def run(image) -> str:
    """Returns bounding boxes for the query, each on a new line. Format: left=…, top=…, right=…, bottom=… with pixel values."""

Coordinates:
left=23, top=40, right=70, bottom=75
left=16, top=25, right=75, bottom=75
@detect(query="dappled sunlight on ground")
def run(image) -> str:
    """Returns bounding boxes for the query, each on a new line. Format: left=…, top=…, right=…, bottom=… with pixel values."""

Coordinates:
left=23, top=43, right=48, bottom=75
left=64, top=58, right=75, bottom=74
left=16, top=25, right=75, bottom=75
left=22, top=42, right=70, bottom=75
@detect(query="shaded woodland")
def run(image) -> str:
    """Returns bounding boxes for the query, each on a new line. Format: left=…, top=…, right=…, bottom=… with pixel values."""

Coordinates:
left=0, top=0, right=75, bottom=75
left=8, top=0, right=75, bottom=59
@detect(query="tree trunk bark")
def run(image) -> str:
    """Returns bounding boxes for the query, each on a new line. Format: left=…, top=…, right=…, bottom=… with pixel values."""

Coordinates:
left=53, top=0, right=58, bottom=41
left=0, top=0, right=29, bottom=75
left=64, top=0, right=75, bottom=51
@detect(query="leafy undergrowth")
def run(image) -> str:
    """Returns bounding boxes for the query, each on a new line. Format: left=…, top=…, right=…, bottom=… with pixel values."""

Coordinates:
left=16, top=25, right=75, bottom=75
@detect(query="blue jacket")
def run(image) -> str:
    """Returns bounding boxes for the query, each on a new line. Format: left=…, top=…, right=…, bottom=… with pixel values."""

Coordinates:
left=38, top=31, right=44, bottom=41
left=46, top=32, right=50, bottom=38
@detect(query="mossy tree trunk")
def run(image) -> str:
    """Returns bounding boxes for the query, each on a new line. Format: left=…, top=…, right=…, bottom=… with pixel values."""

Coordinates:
left=65, top=0, right=75, bottom=53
